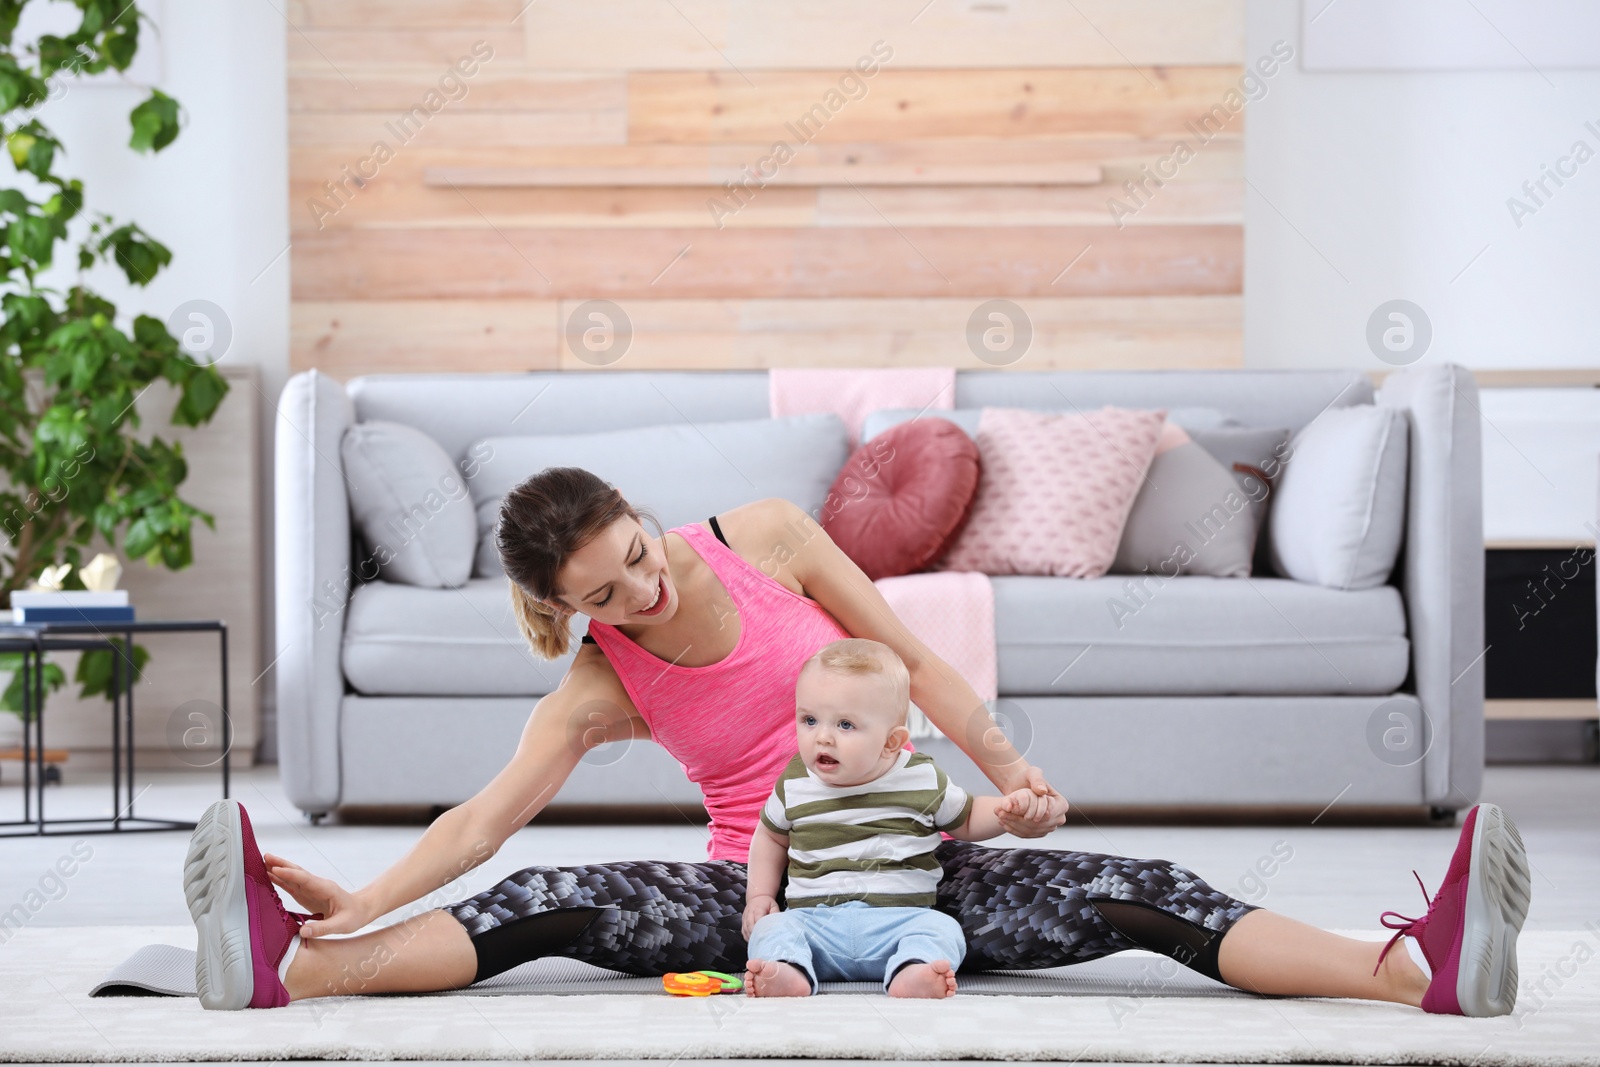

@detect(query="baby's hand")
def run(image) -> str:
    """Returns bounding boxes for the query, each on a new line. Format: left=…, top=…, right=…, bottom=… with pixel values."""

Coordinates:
left=1001, top=787, right=1043, bottom=822
left=997, top=766, right=1070, bottom=838
left=742, top=894, right=780, bottom=940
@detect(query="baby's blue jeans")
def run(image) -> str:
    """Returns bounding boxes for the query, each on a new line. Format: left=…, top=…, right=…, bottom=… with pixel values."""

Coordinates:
left=746, top=900, right=967, bottom=993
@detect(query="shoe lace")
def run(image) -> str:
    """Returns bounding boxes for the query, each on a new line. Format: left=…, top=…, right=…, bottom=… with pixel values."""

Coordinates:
left=275, top=893, right=322, bottom=931
left=1371, top=869, right=1434, bottom=977
left=259, top=855, right=324, bottom=932
left=265, top=877, right=323, bottom=931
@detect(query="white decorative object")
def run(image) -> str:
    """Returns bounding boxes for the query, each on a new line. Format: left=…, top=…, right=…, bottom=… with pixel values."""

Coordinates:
left=29, top=563, right=71, bottom=592
left=11, top=590, right=128, bottom=608
left=80, top=553, right=123, bottom=592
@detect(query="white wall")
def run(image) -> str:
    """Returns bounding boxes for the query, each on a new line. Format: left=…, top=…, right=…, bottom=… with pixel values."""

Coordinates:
left=16, top=1, right=1598, bottom=765
left=1246, top=0, right=1600, bottom=370
left=1479, top=389, right=1600, bottom=542
left=27, top=0, right=289, bottom=757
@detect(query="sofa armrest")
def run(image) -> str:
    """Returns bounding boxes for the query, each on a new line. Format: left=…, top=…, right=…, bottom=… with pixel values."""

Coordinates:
left=274, top=370, right=355, bottom=814
left=1375, top=362, right=1485, bottom=810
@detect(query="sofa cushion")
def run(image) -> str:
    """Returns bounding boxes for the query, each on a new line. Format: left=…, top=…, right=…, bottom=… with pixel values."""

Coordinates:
left=994, top=574, right=1409, bottom=695
left=465, top=414, right=851, bottom=577
left=341, top=572, right=1408, bottom=699
left=343, top=577, right=581, bottom=696
left=340, top=421, right=478, bottom=588
left=1268, top=405, right=1409, bottom=589
left=931, top=406, right=1166, bottom=578
left=821, top=419, right=981, bottom=580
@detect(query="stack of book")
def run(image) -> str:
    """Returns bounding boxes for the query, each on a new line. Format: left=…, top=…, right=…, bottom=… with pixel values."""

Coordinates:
left=9, top=590, right=135, bottom=624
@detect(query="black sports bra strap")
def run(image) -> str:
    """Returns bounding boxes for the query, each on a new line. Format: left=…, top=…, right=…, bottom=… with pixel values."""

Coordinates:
left=581, top=517, right=727, bottom=646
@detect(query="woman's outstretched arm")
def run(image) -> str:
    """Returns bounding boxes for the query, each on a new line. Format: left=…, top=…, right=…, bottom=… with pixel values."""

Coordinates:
left=268, top=651, right=648, bottom=937
left=759, top=498, right=1068, bottom=836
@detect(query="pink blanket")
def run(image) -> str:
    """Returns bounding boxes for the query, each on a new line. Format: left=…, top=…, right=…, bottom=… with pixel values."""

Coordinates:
left=769, top=367, right=955, bottom=450
left=873, top=571, right=997, bottom=740
left=767, top=366, right=995, bottom=743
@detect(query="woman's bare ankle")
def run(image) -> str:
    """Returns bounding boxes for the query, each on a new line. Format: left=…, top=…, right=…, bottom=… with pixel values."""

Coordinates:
left=281, top=936, right=330, bottom=1002
left=1377, top=940, right=1429, bottom=1007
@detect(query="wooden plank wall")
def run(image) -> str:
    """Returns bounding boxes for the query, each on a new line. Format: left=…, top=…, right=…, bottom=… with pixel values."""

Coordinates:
left=286, top=1, right=1245, bottom=376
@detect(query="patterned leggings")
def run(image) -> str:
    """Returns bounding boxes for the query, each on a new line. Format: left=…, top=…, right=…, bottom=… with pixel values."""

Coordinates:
left=442, top=840, right=1263, bottom=986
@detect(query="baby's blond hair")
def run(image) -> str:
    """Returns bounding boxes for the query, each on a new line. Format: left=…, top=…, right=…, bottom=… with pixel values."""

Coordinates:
left=800, top=638, right=911, bottom=724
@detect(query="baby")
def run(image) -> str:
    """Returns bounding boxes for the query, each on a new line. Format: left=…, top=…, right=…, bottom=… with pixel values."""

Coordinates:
left=742, top=637, right=1044, bottom=998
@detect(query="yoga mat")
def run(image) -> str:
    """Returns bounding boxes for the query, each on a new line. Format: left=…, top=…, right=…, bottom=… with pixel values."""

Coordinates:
left=91, top=943, right=1252, bottom=998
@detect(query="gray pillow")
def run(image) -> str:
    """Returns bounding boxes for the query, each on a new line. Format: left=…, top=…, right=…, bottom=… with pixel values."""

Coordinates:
left=1112, top=442, right=1259, bottom=578
left=466, top=413, right=850, bottom=578
left=341, top=421, right=479, bottom=588
left=1110, top=421, right=1291, bottom=580
left=1187, top=425, right=1295, bottom=540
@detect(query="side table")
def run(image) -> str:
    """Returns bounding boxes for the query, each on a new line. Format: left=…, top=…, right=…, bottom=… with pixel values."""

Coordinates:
left=0, top=619, right=231, bottom=836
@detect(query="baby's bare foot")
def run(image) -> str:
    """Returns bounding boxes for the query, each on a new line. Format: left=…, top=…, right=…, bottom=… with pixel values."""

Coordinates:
left=888, top=959, right=958, bottom=999
left=744, top=958, right=811, bottom=997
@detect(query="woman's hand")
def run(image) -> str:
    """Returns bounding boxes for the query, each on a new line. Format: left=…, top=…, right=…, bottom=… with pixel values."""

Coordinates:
left=995, top=765, right=1069, bottom=838
left=262, top=853, right=367, bottom=938
left=742, top=894, right=780, bottom=940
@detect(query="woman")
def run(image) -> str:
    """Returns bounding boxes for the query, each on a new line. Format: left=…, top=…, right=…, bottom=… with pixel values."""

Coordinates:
left=185, top=467, right=1530, bottom=1015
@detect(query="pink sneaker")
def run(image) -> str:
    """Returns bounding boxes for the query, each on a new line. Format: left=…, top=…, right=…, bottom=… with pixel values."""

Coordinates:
left=183, top=800, right=321, bottom=1010
left=1372, top=802, right=1532, bottom=1017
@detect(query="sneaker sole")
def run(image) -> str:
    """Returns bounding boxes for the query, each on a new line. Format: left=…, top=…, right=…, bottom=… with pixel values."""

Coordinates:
left=183, top=799, right=254, bottom=1010
left=1456, top=802, right=1532, bottom=1017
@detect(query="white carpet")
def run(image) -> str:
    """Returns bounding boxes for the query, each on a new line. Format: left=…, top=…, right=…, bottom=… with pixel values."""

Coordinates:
left=2, top=925, right=1597, bottom=1065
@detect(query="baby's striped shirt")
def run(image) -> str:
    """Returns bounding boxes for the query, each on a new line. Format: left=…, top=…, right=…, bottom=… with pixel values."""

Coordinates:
left=758, top=748, right=974, bottom=907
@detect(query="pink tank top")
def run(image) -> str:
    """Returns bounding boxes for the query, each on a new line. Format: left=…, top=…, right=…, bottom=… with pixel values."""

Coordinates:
left=585, top=521, right=859, bottom=862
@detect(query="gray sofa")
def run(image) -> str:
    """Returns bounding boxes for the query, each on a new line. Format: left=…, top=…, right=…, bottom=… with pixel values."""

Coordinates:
left=274, top=365, right=1485, bottom=823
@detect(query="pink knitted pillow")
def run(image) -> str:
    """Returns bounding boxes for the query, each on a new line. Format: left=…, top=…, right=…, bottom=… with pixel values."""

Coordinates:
left=930, top=405, right=1167, bottom=578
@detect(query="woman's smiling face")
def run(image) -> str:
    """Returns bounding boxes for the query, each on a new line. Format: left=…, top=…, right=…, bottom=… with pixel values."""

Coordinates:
left=550, top=517, right=678, bottom=626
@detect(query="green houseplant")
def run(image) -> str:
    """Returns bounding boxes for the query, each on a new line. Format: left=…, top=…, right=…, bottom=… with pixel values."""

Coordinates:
left=0, top=0, right=228, bottom=724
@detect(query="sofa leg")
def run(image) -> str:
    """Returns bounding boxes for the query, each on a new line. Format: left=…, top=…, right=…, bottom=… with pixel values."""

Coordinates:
left=306, top=811, right=329, bottom=825
left=1428, top=806, right=1457, bottom=825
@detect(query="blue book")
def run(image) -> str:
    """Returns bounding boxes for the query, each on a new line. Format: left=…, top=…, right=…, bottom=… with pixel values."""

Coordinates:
left=14, top=605, right=137, bottom=623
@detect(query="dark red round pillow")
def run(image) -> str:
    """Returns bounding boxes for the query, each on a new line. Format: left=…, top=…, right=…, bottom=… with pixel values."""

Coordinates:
left=820, top=419, right=981, bottom=581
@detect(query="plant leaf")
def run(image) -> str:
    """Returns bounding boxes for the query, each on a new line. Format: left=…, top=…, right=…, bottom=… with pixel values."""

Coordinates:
left=75, top=641, right=150, bottom=700
left=122, top=514, right=157, bottom=558
left=128, top=90, right=179, bottom=153
left=0, top=656, right=67, bottom=718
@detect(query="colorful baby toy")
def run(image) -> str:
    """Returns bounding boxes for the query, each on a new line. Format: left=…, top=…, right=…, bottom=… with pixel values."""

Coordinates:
left=661, top=970, right=743, bottom=996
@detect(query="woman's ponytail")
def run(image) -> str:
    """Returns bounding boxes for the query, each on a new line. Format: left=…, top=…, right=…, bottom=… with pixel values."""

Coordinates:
left=508, top=581, right=575, bottom=660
